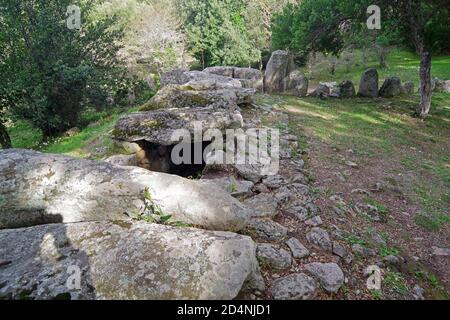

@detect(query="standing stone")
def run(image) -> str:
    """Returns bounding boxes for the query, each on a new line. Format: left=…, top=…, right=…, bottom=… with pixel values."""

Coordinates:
left=270, top=273, right=317, bottom=300
left=358, top=68, right=379, bottom=98
left=402, top=81, right=414, bottom=94
left=379, top=77, right=403, bottom=97
left=256, top=243, right=292, bottom=270
left=283, top=70, right=309, bottom=97
left=265, top=50, right=296, bottom=93
left=304, top=262, right=344, bottom=293
left=338, top=80, right=356, bottom=98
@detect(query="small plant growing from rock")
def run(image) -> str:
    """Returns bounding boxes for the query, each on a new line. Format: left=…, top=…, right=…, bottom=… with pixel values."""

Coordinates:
left=130, top=187, right=173, bottom=225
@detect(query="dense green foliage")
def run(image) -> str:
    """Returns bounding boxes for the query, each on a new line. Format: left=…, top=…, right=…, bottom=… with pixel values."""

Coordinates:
left=0, top=0, right=128, bottom=138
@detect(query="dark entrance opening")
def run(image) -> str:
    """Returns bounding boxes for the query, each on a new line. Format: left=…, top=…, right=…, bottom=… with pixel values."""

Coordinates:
left=135, top=140, right=211, bottom=178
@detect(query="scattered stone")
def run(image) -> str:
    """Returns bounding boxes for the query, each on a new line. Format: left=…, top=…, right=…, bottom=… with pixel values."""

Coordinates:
left=345, top=160, right=358, bottom=168
left=245, top=193, right=278, bottom=218
left=286, top=238, right=310, bottom=259
left=351, top=188, right=370, bottom=196
left=371, top=233, right=387, bottom=247
left=413, top=284, right=425, bottom=300
left=332, top=241, right=347, bottom=258
left=432, top=77, right=450, bottom=93
left=358, top=68, right=379, bottom=98
left=432, top=246, right=450, bottom=256
left=262, top=175, right=286, bottom=189
left=352, top=244, right=376, bottom=257
left=63, top=127, right=80, bottom=137
left=370, top=182, right=384, bottom=192
left=0, top=221, right=259, bottom=300
left=383, top=255, right=402, bottom=268
left=256, top=243, right=292, bottom=270
left=304, top=262, right=344, bottom=293
left=270, top=273, right=317, bottom=300
left=304, top=216, right=323, bottom=227
left=285, top=205, right=309, bottom=221
left=244, top=218, right=288, bottom=241
left=202, top=177, right=254, bottom=199
left=306, top=227, right=332, bottom=252
left=379, top=76, right=403, bottom=97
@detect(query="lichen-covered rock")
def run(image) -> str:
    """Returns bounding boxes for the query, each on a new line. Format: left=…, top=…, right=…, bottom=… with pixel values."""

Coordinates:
left=283, top=70, right=308, bottom=97
left=0, top=221, right=259, bottom=300
left=201, top=177, right=254, bottom=199
left=0, top=149, right=250, bottom=231
left=160, top=69, right=189, bottom=87
left=270, top=273, right=317, bottom=300
left=256, top=243, right=292, bottom=270
left=379, top=77, right=403, bottom=97
left=104, top=154, right=137, bottom=167
left=204, top=67, right=264, bottom=92
left=245, top=193, right=278, bottom=218
left=203, top=66, right=235, bottom=78
left=265, top=50, right=296, bottom=93
left=304, top=262, right=344, bottom=293
left=113, top=108, right=243, bottom=146
left=286, top=238, right=310, bottom=259
left=306, top=227, right=332, bottom=252
left=140, top=82, right=254, bottom=112
left=244, top=218, right=288, bottom=241
left=432, top=78, right=450, bottom=93
left=358, top=68, right=379, bottom=98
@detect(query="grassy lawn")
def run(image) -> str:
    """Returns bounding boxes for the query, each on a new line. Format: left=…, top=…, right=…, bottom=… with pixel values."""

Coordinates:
left=9, top=107, right=138, bottom=159
left=303, top=49, right=450, bottom=87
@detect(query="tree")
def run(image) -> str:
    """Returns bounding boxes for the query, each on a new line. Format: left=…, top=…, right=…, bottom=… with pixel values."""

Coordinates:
left=175, top=0, right=262, bottom=68
left=0, top=0, right=126, bottom=138
left=271, top=0, right=450, bottom=117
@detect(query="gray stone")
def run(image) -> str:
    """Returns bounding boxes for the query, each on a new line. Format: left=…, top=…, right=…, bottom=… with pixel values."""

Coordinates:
left=245, top=218, right=288, bottom=241
left=304, top=262, right=344, bottom=293
left=305, top=216, right=323, bottom=227
left=402, top=81, right=414, bottom=94
left=265, top=50, right=296, bottom=93
left=332, top=241, right=347, bottom=258
left=352, top=244, right=376, bottom=257
left=0, top=149, right=250, bottom=232
left=0, top=221, right=259, bottom=300
left=204, top=67, right=264, bottom=92
left=413, top=284, right=425, bottom=300
left=256, top=243, right=292, bottom=270
left=262, top=175, right=286, bottom=189
left=104, top=154, right=137, bottom=167
left=270, top=273, right=317, bottom=300
left=358, top=68, right=379, bottom=98
left=203, top=177, right=254, bottom=199
left=203, top=66, right=235, bottom=78
left=309, top=83, right=330, bottom=99
left=160, top=68, right=189, bottom=87
left=432, top=78, right=450, bottom=93
left=379, top=77, right=403, bottom=98
left=113, top=108, right=243, bottom=146
left=337, top=80, right=356, bottom=98
left=286, top=238, right=310, bottom=259
left=306, top=227, right=332, bottom=252
left=283, top=70, right=308, bottom=97
left=371, top=232, right=387, bottom=247
left=245, top=193, right=278, bottom=218
left=432, top=246, right=450, bottom=256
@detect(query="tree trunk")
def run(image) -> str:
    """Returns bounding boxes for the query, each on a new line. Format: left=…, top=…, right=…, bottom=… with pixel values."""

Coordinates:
left=418, top=51, right=432, bottom=118
left=0, top=122, right=12, bottom=149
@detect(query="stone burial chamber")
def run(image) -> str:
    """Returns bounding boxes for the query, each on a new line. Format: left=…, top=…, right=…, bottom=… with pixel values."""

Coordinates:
left=0, top=149, right=251, bottom=231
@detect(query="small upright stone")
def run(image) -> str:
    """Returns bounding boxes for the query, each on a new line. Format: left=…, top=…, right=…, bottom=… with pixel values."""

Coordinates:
left=305, top=262, right=344, bottom=293
left=379, top=77, right=403, bottom=97
left=358, top=68, right=379, bottom=98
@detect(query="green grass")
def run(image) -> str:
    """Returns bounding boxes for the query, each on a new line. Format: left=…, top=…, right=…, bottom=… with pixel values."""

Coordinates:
left=384, top=271, right=410, bottom=296
left=303, top=49, right=450, bottom=87
left=9, top=107, right=138, bottom=159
